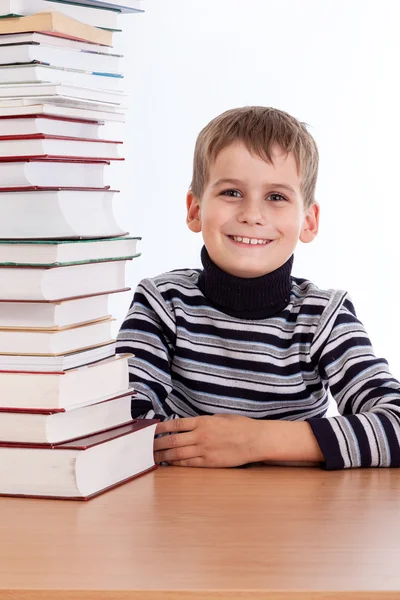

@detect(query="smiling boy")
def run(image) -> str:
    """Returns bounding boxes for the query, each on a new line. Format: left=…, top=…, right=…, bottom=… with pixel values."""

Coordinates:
left=116, top=106, right=400, bottom=470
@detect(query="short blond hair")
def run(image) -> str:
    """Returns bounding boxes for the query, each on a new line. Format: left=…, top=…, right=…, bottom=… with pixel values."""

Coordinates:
left=190, top=106, right=319, bottom=210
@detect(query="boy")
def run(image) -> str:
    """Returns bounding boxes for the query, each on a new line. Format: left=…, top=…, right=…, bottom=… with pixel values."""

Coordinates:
left=116, top=106, right=400, bottom=471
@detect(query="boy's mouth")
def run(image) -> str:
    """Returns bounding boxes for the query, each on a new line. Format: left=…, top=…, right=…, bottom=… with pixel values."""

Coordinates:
left=228, top=235, right=273, bottom=246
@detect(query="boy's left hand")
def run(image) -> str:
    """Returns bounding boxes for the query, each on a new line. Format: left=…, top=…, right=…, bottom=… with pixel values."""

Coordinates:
left=153, top=414, right=263, bottom=468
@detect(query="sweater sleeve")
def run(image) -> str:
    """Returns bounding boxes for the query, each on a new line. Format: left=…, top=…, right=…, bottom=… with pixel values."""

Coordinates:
left=116, top=278, right=179, bottom=421
left=307, top=292, right=400, bottom=470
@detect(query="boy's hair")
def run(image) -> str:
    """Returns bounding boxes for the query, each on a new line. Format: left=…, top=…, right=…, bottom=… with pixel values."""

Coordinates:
left=190, top=106, right=319, bottom=210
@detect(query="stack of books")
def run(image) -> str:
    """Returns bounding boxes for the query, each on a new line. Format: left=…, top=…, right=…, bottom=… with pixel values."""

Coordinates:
left=0, top=0, right=157, bottom=501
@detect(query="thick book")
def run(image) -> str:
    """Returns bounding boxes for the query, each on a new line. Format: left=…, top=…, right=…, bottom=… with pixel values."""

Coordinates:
left=0, top=420, right=157, bottom=500
left=0, top=353, right=131, bottom=409
left=0, top=389, right=134, bottom=444
left=0, top=31, right=114, bottom=52
left=0, top=292, right=119, bottom=330
left=0, top=237, right=140, bottom=265
left=0, top=158, right=109, bottom=187
left=0, top=11, right=113, bottom=46
left=0, top=102, right=125, bottom=122
left=1, top=0, right=122, bottom=30
left=0, top=134, right=122, bottom=160
left=0, top=116, right=105, bottom=139
left=0, top=189, right=126, bottom=238
left=0, top=341, right=116, bottom=371
left=0, top=259, right=130, bottom=300
left=0, top=64, right=124, bottom=92
left=0, top=316, right=114, bottom=355
left=0, top=40, right=123, bottom=73
left=0, top=83, right=126, bottom=106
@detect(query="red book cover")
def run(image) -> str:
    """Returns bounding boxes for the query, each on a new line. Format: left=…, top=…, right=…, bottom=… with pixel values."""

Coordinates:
left=0, top=134, right=122, bottom=143
left=0, top=157, right=111, bottom=164
left=0, top=419, right=157, bottom=449
left=0, top=186, right=111, bottom=192
left=0, top=155, right=124, bottom=162
left=0, top=114, right=106, bottom=125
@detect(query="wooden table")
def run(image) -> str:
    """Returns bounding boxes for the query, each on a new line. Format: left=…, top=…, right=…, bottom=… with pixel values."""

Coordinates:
left=0, top=464, right=399, bottom=599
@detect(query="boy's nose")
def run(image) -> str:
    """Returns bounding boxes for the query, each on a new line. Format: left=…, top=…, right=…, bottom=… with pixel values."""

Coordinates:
left=237, top=199, right=265, bottom=225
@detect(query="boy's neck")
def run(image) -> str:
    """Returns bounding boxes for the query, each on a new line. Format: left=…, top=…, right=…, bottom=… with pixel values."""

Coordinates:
left=198, top=246, right=294, bottom=320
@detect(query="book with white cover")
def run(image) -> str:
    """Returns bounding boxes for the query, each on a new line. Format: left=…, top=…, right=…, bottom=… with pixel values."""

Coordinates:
left=0, top=82, right=126, bottom=105
left=0, top=421, right=157, bottom=501
left=0, top=391, right=135, bottom=444
left=0, top=102, right=125, bottom=121
left=0, top=41, right=123, bottom=73
left=0, top=159, right=108, bottom=188
left=0, top=259, right=129, bottom=301
left=0, top=135, right=122, bottom=159
left=0, top=64, right=124, bottom=92
left=0, top=237, right=140, bottom=265
left=0, top=341, right=116, bottom=372
left=0, top=0, right=122, bottom=30
left=0, top=317, right=114, bottom=355
left=0, top=294, right=114, bottom=329
left=0, top=32, right=113, bottom=53
left=0, top=189, right=125, bottom=239
left=0, top=117, right=103, bottom=138
left=0, top=353, right=130, bottom=409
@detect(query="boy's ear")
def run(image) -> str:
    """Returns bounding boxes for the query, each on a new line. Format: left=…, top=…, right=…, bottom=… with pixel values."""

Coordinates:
left=186, top=191, right=202, bottom=233
left=299, top=202, right=320, bottom=243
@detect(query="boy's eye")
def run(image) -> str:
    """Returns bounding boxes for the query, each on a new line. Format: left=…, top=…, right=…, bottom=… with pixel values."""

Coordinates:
left=220, top=189, right=242, bottom=198
left=268, top=193, right=287, bottom=202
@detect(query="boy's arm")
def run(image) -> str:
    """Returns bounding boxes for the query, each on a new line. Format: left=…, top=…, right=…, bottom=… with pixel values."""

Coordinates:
left=305, top=294, right=400, bottom=470
left=116, top=278, right=179, bottom=421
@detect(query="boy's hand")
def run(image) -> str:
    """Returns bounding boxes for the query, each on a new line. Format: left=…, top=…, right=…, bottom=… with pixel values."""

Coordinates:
left=153, top=414, right=264, bottom=468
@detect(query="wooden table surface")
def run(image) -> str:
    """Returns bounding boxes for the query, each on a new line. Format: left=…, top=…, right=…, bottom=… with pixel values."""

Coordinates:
left=0, top=464, right=399, bottom=599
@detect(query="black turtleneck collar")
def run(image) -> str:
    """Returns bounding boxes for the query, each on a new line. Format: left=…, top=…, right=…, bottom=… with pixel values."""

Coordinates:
left=197, top=245, right=294, bottom=320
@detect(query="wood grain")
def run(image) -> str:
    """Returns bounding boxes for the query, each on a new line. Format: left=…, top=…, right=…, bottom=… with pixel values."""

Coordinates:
left=0, top=465, right=399, bottom=599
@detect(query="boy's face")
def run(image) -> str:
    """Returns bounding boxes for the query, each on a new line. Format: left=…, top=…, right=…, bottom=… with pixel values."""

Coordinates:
left=186, top=141, right=319, bottom=278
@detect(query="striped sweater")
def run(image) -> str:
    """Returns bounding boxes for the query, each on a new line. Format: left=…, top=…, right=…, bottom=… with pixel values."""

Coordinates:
left=116, top=257, right=400, bottom=471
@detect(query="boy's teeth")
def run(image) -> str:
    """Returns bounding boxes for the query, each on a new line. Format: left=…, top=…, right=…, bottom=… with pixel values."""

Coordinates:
left=232, top=236, right=269, bottom=245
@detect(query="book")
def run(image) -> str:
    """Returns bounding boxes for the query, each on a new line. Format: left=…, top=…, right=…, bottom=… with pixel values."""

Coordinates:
left=0, top=390, right=134, bottom=444
left=0, top=158, right=108, bottom=187
left=0, top=12, right=113, bottom=46
left=0, top=82, right=126, bottom=104
left=0, top=40, right=123, bottom=73
left=0, top=236, right=140, bottom=265
left=0, top=259, right=129, bottom=300
left=0, top=341, right=116, bottom=371
left=0, top=293, right=118, bottom=329
left=0, top=134, right=122, bottom=160
left=0, top=102, right=125, bottom=121
left=1, top=0, right=122, bottom=30
left=0, top=64, right=124, bottom=92
left=0, top=31, right=113, bottom=52
left=0, top=316, right=114, bottom=355
left=0, top=420, right=157, bottom=500
left=65, top=0, right=144, bottom=13
left=0, top=189, right=125, bottom=239
left=0, top=90, right=126, bottom=111
left=0, top=116, right=104, bottom=139
left=0, top=353, right=131, bottom=409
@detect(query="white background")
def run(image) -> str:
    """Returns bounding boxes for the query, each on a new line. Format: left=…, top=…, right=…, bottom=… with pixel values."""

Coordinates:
left=109, top=0, right=400, bottom=403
